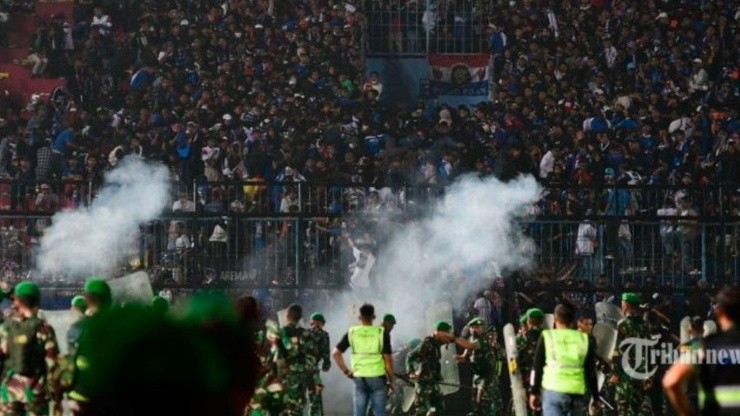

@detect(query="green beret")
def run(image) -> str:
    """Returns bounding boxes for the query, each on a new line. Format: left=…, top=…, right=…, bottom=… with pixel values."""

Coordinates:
left=310, top=313, right=325, bottom=323
left=408, top=338, right=422, bottom=350
left=383, top=314, right=396, bottom=325
left=14, top=281, right=40, bottom=300
left=72, top=295, right=87, bottom=311
left=152, top=296, right=169, bottom=315
left=84, top=278, right=112, bottom=303
left=526, top=308, right=545, bottom=320
left=622, top=292, right=641, bottom=306
left=435, top=321, right=452, bottom=332
left=467, top=317, right=484, bottom=327
left=519, top=314, right=527, bottom=325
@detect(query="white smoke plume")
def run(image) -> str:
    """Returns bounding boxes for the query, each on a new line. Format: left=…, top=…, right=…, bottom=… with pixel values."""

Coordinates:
left=34, top=157, right=171, bottom=278
left=319, top=174, right=540, bottom=414
left=341, top=174, right=541, bottom=339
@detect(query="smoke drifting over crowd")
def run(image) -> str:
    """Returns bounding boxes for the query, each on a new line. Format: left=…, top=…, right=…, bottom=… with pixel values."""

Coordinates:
left=34, top=157, right=171, bottom=278
left=322, top=174, right=540, bottom=414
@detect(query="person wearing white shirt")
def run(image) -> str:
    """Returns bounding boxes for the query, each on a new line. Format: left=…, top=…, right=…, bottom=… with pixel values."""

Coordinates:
left=576, top=217, right=597, bottom=281
left=172, top=193, right=196, bottom=213
left=539, top=148, right=559, bottom=179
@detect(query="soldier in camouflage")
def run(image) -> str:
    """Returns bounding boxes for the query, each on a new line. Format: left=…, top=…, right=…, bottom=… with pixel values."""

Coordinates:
left=0, top=281, right=60, bottom=416
left=406, top=321, right=475, bottom=416
left=517, top=308, right=544, bottom=416
left=455, top=318, right=504, bottom=416
left=239, top=294, right=285, bottom=416
left=611, top=293, right=653, bottom=415
left=280, top=304, right=312, bottom=416
left=306, top=313, right=331, bottom=416
left=388, top=338, right=421, bottom=415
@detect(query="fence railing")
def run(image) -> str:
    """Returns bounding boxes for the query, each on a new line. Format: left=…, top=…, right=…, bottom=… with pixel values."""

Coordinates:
left=1, top=214, right=737, bottom=289
left=364, top=0, right=490, bottom=56
left=0, top=179, right=736, bottom=219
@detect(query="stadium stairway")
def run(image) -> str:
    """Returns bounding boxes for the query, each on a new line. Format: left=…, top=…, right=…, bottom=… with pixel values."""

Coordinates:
left=0, top=0, right=72, bottom=104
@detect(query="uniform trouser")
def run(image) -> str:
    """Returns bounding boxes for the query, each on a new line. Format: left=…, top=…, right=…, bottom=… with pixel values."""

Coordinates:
left=615, top=380, right=652, bottom=415
left=0, top=374, right=50, bottom=416
left=354, top=376, right=387, bottom=416
left=541, top=390, right=587, bottom=416
left=470, top=375, right=501, bottom=415
left=413, top=382, right=443, bottom=416
left=307, top=377, right=324, bottom=416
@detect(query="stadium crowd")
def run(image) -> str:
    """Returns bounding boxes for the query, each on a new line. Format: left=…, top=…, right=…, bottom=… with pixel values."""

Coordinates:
left=0, top=0, right=736, bottom=214
left=0, top=0, right=736, bottom=287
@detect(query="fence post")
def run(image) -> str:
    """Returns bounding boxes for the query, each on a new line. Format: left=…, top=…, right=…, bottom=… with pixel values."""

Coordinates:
left=701, top=224, right=707, bottom=282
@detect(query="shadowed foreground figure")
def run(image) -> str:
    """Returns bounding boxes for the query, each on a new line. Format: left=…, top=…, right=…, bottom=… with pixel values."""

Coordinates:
left=73, top=292, right=258, bottom=416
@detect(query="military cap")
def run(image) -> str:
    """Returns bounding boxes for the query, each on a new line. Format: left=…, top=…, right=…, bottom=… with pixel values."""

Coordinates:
left=526, top=308, right=545, bottom=320
left=310, top=313, right=325, bottom=323
left=383, top=314, right=397, bottom=325
left=72, top=295, right=87, bottom=311
left=467, top=317, right=484, bottom=327
left=14, top=281, right=40, bottom=299
left=622, top=292, right=641, bottom=305
left=408, top=338, right=422, bottom=350
left=435, top=321, right=452, bottom=332
left=84, top=278, right=112, bottom=302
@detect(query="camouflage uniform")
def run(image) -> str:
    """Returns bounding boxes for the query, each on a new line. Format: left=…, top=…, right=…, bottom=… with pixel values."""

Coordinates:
left=280, top=322, right=311, bottom=416
left=406, top=336, right=445, bottom=416
left=0, top=311, right=59, bottom=416
left=516, top=327, right=542, bottom=416
left=612, top=314, right=653, bottom=415
left=305, top=326, right=330, bottom=416
left=467, top=329, right=504, bottom=416
left=247, top=320, right=285, bottom=416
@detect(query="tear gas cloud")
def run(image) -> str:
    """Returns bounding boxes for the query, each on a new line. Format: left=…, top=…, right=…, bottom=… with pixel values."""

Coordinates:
left=34, top=157, right=171, bottom=278
left=319, top=174, right=540, bottom=414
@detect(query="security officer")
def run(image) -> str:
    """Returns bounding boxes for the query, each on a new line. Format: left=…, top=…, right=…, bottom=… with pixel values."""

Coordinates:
left=307, top=312, right=331, bottom=416
left=664, top=285, right=740, bottom=416
left=455, top=317, right=505, bottom=415
left=280, top=304, right=311, bottom=416
left=332, top=303, right=394, bottom=416
left=406, top=321, right=474, bottom=416
left=68, top=278, right=112, bottom=415
left=0, top=281, right=60, bottom=415
left=611, top=292, right=653, bottom=415
left=529, top=304, right=600, bottom=415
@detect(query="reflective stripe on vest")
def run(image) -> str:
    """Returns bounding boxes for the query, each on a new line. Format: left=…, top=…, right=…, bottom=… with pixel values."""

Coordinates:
left=542, top=329, right=589, bottom=395
left=348, top=325, right=385, bottom=378
left=700, top=385, right=740, bottom=410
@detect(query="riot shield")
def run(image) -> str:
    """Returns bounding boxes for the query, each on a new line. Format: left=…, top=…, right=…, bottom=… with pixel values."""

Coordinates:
left=703, top=320, right=717, bottom=337
left=504, top=323, right=527, bottom=416
left=592, top=322, right=617, bottom=392
left=108, top=271, right=154, bottom=304
left=595, top=302, right=623, bottom=328
left=39, top=309, right=77, bottom=356
left=680, top=316, right=691, bottom=344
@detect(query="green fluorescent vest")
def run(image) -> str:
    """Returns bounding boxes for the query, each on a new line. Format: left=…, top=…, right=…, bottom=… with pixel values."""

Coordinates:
left=348, top=325, right=385, bottom=377
left=542, top=329, right=589, bottom=395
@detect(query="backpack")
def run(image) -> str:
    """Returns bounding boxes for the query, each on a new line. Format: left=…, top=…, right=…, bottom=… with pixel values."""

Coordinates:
left=6, top=316, right=46, bottom=376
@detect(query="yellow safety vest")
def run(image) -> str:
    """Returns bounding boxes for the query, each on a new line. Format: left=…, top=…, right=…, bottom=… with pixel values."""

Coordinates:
left=348, top=325, right=385, bottom=377
left=542, top=329, right=589, bottom=395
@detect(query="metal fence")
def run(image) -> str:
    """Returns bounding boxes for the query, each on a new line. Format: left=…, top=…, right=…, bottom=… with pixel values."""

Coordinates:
left=364, top=0, right=490, bottom=56
left=0, top=179, right=737, bottom=288
left=3, top=179, right=735, bottom=219
left=1, top=214, right=737, bottom=289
